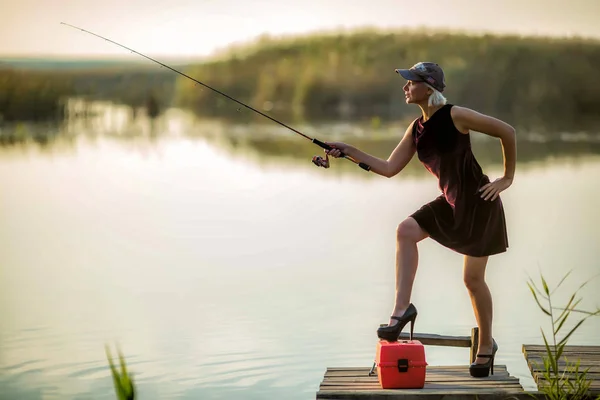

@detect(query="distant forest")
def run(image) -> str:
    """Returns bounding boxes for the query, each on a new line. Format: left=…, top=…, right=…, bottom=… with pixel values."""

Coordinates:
left=0, top=66, right=175, bottom=121
left=2, top=29, right=600, bottom=132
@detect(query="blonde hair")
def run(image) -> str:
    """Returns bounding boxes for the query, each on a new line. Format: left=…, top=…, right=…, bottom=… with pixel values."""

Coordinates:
left=426, top=84, right=447, bottom=107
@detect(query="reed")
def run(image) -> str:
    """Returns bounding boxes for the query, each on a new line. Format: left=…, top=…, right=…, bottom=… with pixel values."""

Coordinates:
left=527, top=269, right=600, bottom=400
left=105, top=344, right=135, bottom=400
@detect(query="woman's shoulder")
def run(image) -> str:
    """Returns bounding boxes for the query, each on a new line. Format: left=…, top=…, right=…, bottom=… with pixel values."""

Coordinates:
left=448, top=105, right=473, bottom=134
left=448, top=104, right=488, bottom=119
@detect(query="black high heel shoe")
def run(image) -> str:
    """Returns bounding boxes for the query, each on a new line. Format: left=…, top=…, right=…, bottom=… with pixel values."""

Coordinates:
left=469, top=339, right=498, bottom=378
left=376, top=303, right=417, bottom=342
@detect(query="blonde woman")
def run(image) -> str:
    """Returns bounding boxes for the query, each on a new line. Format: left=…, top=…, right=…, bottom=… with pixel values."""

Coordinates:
left=324, top=62, right=517, bottom=378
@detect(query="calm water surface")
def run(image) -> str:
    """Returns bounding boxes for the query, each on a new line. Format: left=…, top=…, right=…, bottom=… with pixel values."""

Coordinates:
left=1, top=108, right=599, bottom=399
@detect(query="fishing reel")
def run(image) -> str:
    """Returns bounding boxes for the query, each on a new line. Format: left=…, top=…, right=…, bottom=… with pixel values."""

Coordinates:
left=311, top=155, right=330, bottom=169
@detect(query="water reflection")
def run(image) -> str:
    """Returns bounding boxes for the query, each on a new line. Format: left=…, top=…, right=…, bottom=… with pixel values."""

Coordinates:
left=0, top=101, right=599, bottom=400
left=1, top=101, right=600, bottom=177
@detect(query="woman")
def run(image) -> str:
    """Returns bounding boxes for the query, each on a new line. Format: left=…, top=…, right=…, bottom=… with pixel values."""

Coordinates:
left=324, top=62, right=516, bottom=378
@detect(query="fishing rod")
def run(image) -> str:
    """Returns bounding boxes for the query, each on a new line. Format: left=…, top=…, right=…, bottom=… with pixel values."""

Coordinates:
left=60, top=22, right=371, bottom=172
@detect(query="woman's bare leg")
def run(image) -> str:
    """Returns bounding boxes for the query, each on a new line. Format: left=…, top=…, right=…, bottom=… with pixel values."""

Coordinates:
left=388, top=217, right=429, bottom=325
left=463, top=255, right=494, bottom=363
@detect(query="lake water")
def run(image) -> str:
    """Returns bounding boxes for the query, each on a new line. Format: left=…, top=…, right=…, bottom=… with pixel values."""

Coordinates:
left=1, top=106, right=599, bottom=400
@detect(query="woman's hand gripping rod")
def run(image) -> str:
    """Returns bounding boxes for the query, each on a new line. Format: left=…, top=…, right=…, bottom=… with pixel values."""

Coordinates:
left=311, top=139, right=370, bottom=170
left=60, top=22, right=371, bottom=172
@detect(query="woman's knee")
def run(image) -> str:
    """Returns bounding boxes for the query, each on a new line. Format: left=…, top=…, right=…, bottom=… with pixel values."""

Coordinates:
left=463, top=273, right=484, bottom=292
left=396, top=218, right=428, bottom=243
left=463, top=256, right=489, bottom=292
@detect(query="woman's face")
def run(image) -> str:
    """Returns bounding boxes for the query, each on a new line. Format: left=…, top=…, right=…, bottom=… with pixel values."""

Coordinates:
left=403, top=80, right=431, bottom=104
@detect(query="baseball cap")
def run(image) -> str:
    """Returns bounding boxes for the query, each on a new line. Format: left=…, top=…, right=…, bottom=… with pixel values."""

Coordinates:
left=395, top=62, right=446, bottom=92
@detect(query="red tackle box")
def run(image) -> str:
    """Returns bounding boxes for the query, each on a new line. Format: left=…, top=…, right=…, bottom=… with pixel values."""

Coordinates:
left=375, top=339, right=428, bottom=389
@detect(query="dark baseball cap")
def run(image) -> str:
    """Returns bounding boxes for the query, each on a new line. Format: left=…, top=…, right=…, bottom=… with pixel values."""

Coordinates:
left=395, top=62, right=446, bottom=92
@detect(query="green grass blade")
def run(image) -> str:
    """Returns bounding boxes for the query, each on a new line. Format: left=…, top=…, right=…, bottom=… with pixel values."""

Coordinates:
left=541, top=329, right=558, bottom=375
left=527, top=276, right=549, bottom=299
left=555, top=342, right=567, bottom=364
left=541, top=274, right=550, bottom=296
left=105, top=344, right=135, bottom=400
left=117, top=348, right=135, bottom=400
left=554, top=307, right=572, bottom=336
left=551, top=270, right=573, bottom=295
left=528, top=282, right=552, bottom=316
left=555, top=294, right=577, bottom=323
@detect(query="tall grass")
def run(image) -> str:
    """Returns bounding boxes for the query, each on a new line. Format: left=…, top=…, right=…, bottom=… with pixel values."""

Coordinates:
left=528, top=269, right=600, bottom=400
left=105, top=344, right=135, bottom=400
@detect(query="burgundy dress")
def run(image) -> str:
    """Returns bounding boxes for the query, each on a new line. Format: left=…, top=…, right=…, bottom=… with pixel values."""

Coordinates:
left=409, top=104, right=509, bottom=257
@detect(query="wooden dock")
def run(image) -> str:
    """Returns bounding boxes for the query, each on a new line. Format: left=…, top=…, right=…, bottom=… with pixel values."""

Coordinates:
left=316, top=329, right=534, bottom=399
left=523, top=344, right=600, bottom=396
left=317, top=365, right=527, bottom=399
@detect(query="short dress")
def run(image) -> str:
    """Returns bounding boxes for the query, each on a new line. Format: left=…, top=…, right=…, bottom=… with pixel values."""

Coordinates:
left=409, top=104, right=509, bottom=257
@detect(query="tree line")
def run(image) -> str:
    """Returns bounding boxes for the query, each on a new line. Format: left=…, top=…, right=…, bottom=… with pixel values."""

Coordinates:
left=0, top=66, right=175, bottom=122
left=174, top=29, right=600, bottom=132
left=2, top=29, right=600, bottom=133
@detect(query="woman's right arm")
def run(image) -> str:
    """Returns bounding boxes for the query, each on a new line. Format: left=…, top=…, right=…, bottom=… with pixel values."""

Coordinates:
left=326, top=121, right=417, bottom=178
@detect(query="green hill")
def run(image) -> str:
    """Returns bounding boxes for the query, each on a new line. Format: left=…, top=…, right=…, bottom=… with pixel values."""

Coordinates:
left=2, top=28, right=600, bottom=133
left=174, top=29, right=600, bottom=132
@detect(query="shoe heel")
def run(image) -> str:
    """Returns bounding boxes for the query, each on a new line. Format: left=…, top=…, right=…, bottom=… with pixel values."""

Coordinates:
left=490, top=357, right=495, bottom=375
left=409, top=316, right=416, bottom=340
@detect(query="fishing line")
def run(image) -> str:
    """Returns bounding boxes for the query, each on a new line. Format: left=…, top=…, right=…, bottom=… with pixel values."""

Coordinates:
left=60, top=22, right=371, bottom=172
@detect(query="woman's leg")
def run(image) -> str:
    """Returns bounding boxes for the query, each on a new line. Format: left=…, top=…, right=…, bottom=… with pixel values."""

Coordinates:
left=463, top=255, right=494, bottom=363
left=388, top=217, right=429, bottom=326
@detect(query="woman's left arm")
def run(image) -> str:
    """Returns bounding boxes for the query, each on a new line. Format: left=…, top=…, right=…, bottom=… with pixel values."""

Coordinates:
left=451, top=106, right=517, bottom=201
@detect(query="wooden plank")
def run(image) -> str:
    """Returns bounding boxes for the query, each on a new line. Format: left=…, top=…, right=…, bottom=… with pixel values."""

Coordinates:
left=320, top=383, right=525, bottom=390
left=535, top=383, right=600, bottom=396
left=530, top=365, right=600, bottom=374
left=324, top=372, right=512, bottom=380
left=322, top=377, right=519, bottom=385
left=319, top=383, right=523, bottom=395
left=535, top=378, right=600, bottom=388
left=316, top=391, right=546, bottom=400
left=324, top=366, right=509, bottom=375
left=470, top=327, right=479, bottom=364
left=317, top=389, right=536, bottom=400
left=528, top=369, right=600, bottom=378
left=525, top=353, right=600, bottom=362
left=396, top=332, right=471, bottom=347
left=321, top=376, right=521, bottom=387
left=524, top=345, right=600, bottom=353
left=528, top=355, right=600, bottom=362
left=525, top=355, right=600, bottom=363
left=323, top=374, right=515, bottom=382
left=327, top=364, right=507, bottom=373
left=321, top=374, right=521, bottom=383
left=525, top=350, right=600, bottom=357
left=523, top=345, right=600, bottom=363
left=525, top=355, right=600, bottom=368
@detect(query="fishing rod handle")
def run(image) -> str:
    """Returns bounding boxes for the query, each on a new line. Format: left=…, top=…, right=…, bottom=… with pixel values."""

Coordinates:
left=312, top=139, right=371, bottom=171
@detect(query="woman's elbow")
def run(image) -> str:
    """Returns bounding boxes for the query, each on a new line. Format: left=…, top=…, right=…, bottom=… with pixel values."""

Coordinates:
left=496, top=124, right=516, bottom=142
left=385, top=160, right=410, bottom=178
left=375, top=165, right=393, bottom=178
left=504, top=123, right=516, bottom=138
left=385, top=166, right=401, bottom=178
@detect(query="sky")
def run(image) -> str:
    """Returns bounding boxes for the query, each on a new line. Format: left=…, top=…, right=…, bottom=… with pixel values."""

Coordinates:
left=2, top=0, right=600, bottom=59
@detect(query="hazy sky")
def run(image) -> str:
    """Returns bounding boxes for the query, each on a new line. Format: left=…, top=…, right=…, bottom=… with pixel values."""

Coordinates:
left=2, top=0, right=600, bottom=59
